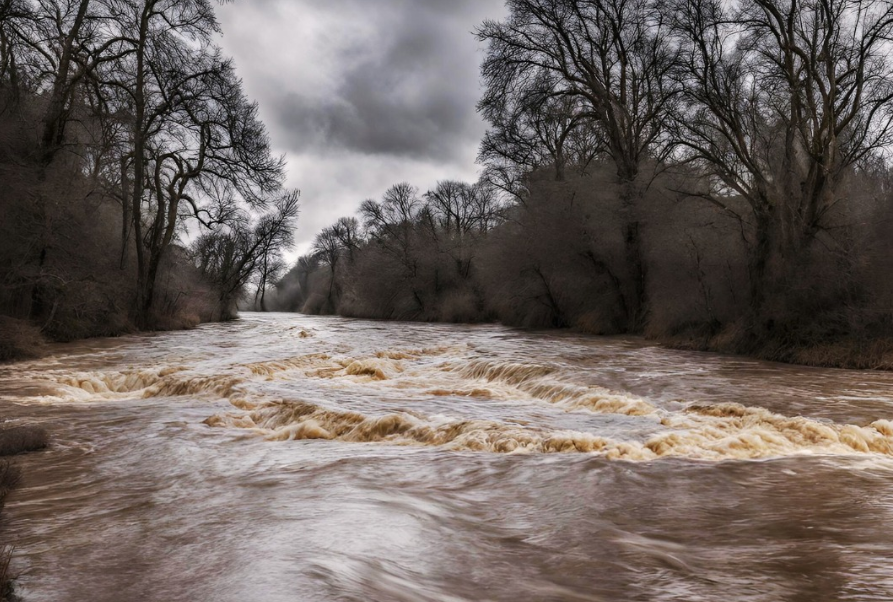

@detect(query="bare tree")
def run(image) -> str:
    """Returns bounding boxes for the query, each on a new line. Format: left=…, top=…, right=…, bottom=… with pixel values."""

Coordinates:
left=478, top=0, right=680, bottom=330
left=422, top=179, right=503, bottom=278
left=479, top=71, right=603, bottom=189
left=670, top=0, right=893, bottom=309
left=308, top=216, right=363, bottom=311
left=311, top=223, right=344, bottom=310
left=294, top=253, right=319, bottom=302
left=332, top=216, right=362, bottom=263
left=90, top=0, right=283, bottom=324
left=38, top=0, right=93, bottom=165
left=252, top=254, right=284, bottom=311
left=193, top=190, right=299, bottom=316
left=360, top=182, right=422, bottom=260
left=0, top=1, right=29, bottom=87
left=0, top=0, right=301, bottom=350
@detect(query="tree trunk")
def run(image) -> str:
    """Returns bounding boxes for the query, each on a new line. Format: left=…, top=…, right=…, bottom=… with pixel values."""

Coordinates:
left=28, top=247, right=48, bottom=320
left=554, top=148, right=566, bottom=181
left=142, top=183, right=181, bottom=323
left=130, top=4, right=151, bottom=327
left=142, top=250, right=163, bottom=321
left=119, top=155, right=132, bottom=269
left=39, top=0, right=91, bottom=166
left=747, top=207, right=775, bottom=324
left=326, top=264, right=338, bottom=313
left=618, top=175, right=648, bottom=333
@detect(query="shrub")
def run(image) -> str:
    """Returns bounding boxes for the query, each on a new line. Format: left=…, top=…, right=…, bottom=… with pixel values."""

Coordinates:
left=0, top=318, right=45, bottom=363
left=0, top=427, right=49, bottom=457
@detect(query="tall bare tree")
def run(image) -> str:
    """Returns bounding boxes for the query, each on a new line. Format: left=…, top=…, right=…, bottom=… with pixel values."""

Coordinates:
left=92, top=0, right=283, bottom=324
left=670, top=0, right=893, bottom=309
left=423, top=180, right=502, bottom=282
left=479, top=71, right=603, bottom=189
left=39, top=0, right=93, bottom=165
left=360, top=183, right=422, bottom=257
left=193, top=190, right=299, bottom=316
left=478, top=0, right=679, bottom=330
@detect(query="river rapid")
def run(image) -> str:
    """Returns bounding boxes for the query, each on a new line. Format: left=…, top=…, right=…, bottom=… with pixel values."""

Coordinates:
left=2, top=313, right=893, bottom=601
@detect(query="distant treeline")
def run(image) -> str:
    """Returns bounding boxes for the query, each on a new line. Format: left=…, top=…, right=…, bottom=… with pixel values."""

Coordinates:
left=269, top=0, right=893, bottom=369
left=0, top=0, right=298, bottom=360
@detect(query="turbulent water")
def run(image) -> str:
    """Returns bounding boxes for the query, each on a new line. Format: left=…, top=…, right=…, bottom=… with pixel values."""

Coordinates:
left=2, top=314, right=893, bottom=601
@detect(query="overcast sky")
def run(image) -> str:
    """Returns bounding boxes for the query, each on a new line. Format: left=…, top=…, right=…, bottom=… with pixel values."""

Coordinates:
left=215, top=0, right=507, bottom=257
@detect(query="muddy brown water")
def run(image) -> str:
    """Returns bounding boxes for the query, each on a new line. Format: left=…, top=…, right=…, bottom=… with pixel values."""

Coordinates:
left=2, top=313, right=893, bottom=601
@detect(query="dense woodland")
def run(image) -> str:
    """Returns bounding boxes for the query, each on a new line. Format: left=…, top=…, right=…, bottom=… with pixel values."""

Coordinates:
left=0, top=0, right=298, bottom=360
left=276, top=0, right=893, bottom=368
left=2, top=0, right=893, bottom=369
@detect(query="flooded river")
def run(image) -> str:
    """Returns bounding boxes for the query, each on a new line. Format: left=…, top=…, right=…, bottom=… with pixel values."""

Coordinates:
left=2, top=313, right=893, bottom=601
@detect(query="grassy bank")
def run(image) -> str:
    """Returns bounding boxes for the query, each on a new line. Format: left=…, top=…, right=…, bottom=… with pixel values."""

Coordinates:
left=0, top=427, right=49, bottom=601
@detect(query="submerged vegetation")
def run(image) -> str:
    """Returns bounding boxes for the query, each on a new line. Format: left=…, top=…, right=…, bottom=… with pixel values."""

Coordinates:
left=0, top=425, right=47, bottom=601
left=0, top=458, right=18, bottom=602
left=273, top=0, right=893, bottom=369
left=0, top=0, right=298, bottom=360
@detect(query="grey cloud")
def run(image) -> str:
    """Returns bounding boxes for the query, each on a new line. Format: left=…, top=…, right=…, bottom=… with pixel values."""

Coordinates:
left=216, top=0, right=506, bottom=252
left=225, top=0, right=504, bottom=162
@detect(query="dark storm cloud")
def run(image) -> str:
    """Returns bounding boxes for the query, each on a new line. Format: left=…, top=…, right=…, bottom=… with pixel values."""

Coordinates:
left=221, top=0, right=504, bottom=162
left=216, top=0, right=507, bottom=254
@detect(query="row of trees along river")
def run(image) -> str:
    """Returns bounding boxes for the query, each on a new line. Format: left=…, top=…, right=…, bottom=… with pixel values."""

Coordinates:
left=276, top=0, right=893, bottom=370
left=0, top=0, right=299, bottom=361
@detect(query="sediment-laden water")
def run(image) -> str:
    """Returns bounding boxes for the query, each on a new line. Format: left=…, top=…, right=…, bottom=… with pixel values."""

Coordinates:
left=2, top=313, right=893, bottom=601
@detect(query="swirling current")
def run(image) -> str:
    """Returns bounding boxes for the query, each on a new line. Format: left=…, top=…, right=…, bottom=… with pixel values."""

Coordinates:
left=2, top=313, right=893, bottom=601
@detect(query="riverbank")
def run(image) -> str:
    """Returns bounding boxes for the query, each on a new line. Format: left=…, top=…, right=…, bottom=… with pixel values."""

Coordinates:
left=0, top=427, right=48, bottom=602
left=272, top=309, right=893, bottom=372
left=15, top=300, right=892, bottom=372
left=652, top=320, right=893, bottom=371
left=0, top=459, right=18, bottom=602
left=662, top=335, right=893, bottom=371
left=0, top=314, right=226, bottom=364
